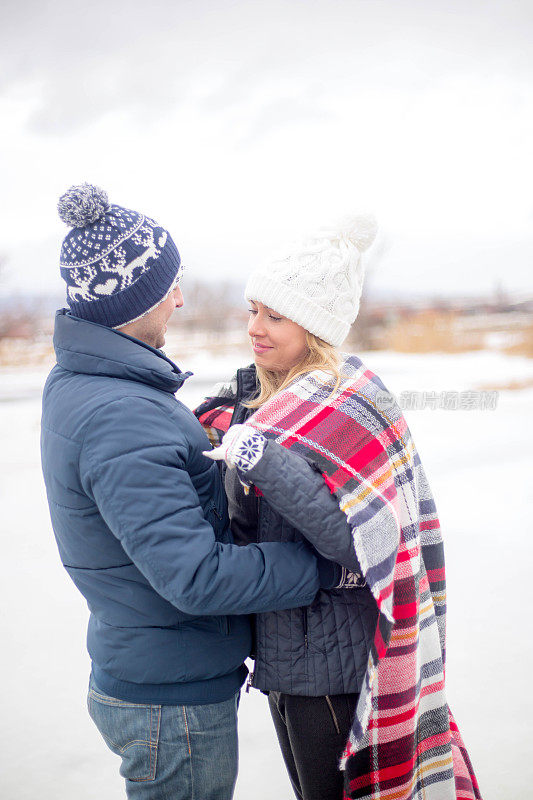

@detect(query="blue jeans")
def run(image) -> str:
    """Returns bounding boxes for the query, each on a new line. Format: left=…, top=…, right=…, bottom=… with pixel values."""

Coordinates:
left=87, top=676, right=239, bottom=799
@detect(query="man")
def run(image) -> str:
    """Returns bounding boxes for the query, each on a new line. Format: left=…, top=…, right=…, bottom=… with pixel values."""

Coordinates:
left=41, top=184, right=349, bottom=800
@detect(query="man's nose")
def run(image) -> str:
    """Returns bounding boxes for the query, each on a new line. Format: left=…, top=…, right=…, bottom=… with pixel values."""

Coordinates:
left=173, top=285, right=184, bottom=308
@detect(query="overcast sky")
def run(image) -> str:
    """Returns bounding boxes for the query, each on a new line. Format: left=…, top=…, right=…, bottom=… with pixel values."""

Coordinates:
left=0, top=0, right=531, bottom=299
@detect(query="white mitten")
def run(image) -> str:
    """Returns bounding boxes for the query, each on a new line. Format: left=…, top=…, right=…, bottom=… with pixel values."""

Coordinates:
left=203, top=424, right=267, bottom=471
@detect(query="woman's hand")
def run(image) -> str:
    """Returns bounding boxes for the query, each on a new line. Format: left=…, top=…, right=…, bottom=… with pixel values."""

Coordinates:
left=203, top=424, right=267, bottom=472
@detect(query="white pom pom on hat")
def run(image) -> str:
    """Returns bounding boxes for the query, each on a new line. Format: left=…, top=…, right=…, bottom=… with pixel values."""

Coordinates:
left=245, top=214, right=377, bottom=347
left=58, top=183, right=110, bottom=228
left=329, top=213, right=378, bottom=253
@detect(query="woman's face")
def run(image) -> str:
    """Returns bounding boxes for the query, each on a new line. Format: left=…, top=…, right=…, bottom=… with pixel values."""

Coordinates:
left=247, top=300, right=308, bottom=374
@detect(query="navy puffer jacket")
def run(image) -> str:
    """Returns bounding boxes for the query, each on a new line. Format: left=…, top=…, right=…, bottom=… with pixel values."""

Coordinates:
left=224, top=366, right=379, bottom=696
left=40, top=311, right=324, bottom=705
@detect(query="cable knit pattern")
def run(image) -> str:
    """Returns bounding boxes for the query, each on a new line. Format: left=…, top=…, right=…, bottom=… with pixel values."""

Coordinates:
left=245, top=214, right=377, bottom=346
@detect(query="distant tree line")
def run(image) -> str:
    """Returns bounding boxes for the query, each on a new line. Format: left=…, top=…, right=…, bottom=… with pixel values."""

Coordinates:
left=169, top=280, right=248, bottom=333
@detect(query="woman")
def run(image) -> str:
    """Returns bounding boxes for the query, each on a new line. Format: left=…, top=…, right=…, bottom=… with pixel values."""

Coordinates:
left=196, top=217, right=481, bottom=800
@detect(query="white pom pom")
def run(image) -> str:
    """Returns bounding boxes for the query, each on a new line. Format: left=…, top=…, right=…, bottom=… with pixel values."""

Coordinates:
left=58, top=183, right=109, bottom=228
left=336, top=214, right=378, bottom=253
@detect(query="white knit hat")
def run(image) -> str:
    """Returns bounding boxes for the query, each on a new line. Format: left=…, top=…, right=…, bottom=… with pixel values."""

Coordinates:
left=244, top=214, right=378, bottom=347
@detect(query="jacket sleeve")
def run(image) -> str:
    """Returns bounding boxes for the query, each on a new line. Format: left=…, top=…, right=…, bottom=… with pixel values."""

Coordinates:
left=242, top=439, right=361, bottom=574
left=78, top=397, right=321, bottom=616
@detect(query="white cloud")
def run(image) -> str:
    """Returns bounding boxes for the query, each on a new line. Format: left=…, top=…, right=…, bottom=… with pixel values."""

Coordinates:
left=0, top=0, right=531, bottom=297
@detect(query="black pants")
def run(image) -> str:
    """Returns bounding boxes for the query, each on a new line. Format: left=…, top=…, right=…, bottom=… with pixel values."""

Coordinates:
left=268, top=691, right=358, bottom=800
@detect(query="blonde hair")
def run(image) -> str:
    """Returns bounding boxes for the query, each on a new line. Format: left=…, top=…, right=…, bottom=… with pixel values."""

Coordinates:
left=247, top=331, right=342, bottom=409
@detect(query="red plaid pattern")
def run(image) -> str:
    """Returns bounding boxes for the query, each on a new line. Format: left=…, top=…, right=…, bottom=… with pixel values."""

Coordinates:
left=197, top=356, right=481, bottom=800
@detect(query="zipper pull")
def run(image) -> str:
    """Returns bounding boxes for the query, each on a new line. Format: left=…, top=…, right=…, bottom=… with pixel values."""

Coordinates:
left=245, top=670, right=255, bottom=693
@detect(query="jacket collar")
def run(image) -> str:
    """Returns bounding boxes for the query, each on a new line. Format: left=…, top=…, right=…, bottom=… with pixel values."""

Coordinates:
left=235, top=364, right=258, bottom=404
left=53, top=309, right=192, bottom=394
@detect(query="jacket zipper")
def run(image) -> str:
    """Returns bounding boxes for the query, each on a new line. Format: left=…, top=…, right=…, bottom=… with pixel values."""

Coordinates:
left=245, top=669, right=255, bottom=693
left=245, top=492, right=261, bottom=691
left=303, top=608, right=309, bottom=650
left=256, top=495, right=261, bottom=542
left=210, top=504, right=229, bottom=633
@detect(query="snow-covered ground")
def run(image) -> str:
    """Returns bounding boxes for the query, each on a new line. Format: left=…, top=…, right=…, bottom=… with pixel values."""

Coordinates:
left=1, top=348, right=532, bottom=799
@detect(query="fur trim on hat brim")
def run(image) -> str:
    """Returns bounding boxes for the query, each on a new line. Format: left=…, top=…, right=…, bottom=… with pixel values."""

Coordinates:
left=244, top=273, right=352, bottom=347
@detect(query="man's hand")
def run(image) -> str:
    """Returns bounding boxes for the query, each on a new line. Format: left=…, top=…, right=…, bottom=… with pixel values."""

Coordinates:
left=203, top=424, right=267, bottom=471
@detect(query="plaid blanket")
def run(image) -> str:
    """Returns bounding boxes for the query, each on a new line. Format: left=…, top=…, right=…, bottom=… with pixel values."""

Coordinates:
left=196, top=355, right=481, bottom=800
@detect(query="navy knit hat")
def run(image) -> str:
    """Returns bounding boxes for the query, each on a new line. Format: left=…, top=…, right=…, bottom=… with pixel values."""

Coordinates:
left=58, top=183, right=182, bottom=328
